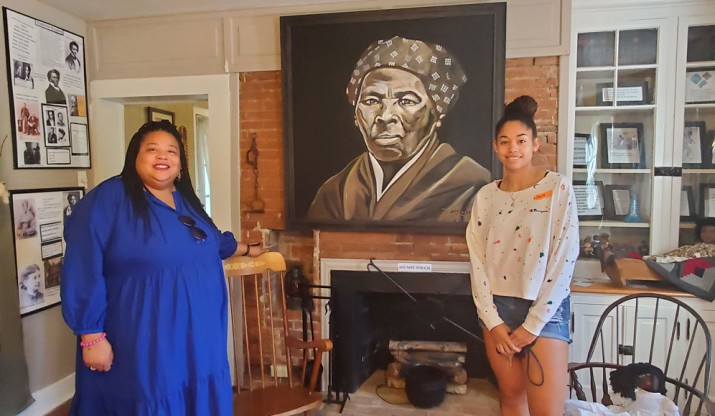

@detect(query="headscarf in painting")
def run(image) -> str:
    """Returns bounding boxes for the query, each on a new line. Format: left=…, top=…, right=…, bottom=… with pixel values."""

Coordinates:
left=346, top=36, right=468, bottom=116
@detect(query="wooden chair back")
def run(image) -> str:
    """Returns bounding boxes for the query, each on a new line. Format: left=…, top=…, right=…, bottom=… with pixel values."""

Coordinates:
left=224, top=252, right=332, bottom=416
left=568, top=293, right=713, bottom=415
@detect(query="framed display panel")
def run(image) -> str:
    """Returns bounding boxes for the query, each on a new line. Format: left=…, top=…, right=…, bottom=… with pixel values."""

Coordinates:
left=3, top=8, right=90, bottom=168
left=573, top=181, right=605, bottom=220
left=681, top=185, right=696, bottom=222
left=281, top=3, right=505, bottom=233
left=682, top=120, right=708, bottom=168
left=604, top=184, right=634, bottom=221
left=685, top=67, right=715, bottom=104
left=10, top=187, right=84, bottom=316
left=573, top=133, right=596, bottom=168
left=600, top=122, right=646, bottom=169
left=596, top=81, right=649, bottom=106
left=700, top=183, right=715, bottom=218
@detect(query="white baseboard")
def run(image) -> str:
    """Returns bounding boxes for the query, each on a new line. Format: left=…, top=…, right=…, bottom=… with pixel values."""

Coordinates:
left=16, top=373, right=74, bottom=416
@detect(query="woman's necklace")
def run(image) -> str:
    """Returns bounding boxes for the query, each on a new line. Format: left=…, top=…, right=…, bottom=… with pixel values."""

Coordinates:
left=509, top=192, right=518, bottom=207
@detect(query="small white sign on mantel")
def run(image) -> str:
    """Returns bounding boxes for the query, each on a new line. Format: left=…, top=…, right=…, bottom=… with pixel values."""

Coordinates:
left=397, top=263, right=433, bottom=273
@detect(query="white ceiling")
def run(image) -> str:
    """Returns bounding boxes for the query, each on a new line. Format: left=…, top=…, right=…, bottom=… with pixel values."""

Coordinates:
left=37, top=0, right=355, bottom=22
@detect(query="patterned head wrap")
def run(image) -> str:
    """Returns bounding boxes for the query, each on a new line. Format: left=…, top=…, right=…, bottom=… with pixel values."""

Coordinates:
left=346, top=36, right=468, bottom=116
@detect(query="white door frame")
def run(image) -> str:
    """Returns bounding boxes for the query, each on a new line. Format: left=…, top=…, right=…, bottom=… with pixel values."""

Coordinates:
left=89, top=74, right=241, bottom=383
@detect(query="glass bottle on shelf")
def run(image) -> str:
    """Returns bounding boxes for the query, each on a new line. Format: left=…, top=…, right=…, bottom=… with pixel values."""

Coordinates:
left=679, top=24, right=715, bottom=245
left=573, top=29, right=657, bottom=263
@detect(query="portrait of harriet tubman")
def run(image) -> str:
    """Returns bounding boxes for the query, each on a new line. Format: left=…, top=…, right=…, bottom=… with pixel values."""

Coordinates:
left=306, top=36, right=491, bottom=222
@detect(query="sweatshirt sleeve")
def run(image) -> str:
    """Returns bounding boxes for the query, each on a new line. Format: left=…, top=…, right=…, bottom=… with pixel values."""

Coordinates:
left=60, top=183, right=118, bottom=335
left=466, top=195, right=503, bottom=331
left=522, top=178, right=580, bottom=336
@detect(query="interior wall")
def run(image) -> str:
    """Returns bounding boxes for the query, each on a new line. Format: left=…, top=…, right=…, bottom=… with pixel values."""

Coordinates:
left=0, top=0, right=88, bottom=398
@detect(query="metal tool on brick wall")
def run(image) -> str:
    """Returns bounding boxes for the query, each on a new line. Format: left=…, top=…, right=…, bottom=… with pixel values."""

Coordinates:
left=245, top=132, right=265, bottom=213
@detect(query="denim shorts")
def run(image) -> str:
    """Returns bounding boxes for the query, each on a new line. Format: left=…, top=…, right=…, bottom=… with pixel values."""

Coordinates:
left=480, top=295, right=571, bottom=343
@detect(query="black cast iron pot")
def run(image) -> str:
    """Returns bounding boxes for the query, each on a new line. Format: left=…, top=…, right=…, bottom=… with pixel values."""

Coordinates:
left=405, top=364, right=447, bottom=409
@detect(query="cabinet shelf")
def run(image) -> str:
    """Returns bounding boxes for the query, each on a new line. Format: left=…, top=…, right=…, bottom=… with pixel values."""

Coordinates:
left=575, top=105, right=656, bottom=112
left=684, top=103, right=715, bottom=109
left=686, top=60, right=715, bottom=68
left=683, top=169, right=715, bottom=174
left=581, top=220, right=650, bottom=228
left=573, top=168, right=650, bottom=174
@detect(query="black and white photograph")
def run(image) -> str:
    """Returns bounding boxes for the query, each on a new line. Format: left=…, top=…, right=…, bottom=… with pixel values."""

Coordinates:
left=10, top=187, right=84, bottom=316
left=681, top=185, right=695, bottom=221
left=600, top=123, right=646, bottom=168
left=682, top=120, right=708, bottom=168
left=3, top=8, right=90, bottom=168
left=604, top=184, right=632, bottom=221
left=282, top=3, right=505, bottom=233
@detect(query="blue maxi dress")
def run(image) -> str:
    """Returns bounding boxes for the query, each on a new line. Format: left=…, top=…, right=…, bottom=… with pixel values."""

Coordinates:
left=61, top=177, right=237, bottom=415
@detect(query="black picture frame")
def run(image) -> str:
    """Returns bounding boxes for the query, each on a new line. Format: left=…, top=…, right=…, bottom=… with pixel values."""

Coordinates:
left=599, top=122, right=646, bottom=168
left=596, top=81, right=648, bottom=106
left=682, top=121, right=708, bottom=168
left=604, top=184, right=633, bottom=221
left=572, top=181, right=605, bottom=220
left=685, top=68, right=715, bottom=104
left=281, top=4, right=505, bottom=233
left=4, top=7, right=91, bottom=169
left=147, top=107, right=175, bottom=124
left=573, top=133, right=596, bottom=168
left=10, top=187, right=85, bottom=317
left=700, top=183, right=715, bottom=218
left=681, top=185, right=696, bottom=222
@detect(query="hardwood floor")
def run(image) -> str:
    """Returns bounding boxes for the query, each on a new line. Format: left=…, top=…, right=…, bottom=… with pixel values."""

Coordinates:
left=44, top=400, right=71, bottom=416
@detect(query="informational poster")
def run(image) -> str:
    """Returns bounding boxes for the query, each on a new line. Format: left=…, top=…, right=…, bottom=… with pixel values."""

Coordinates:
left=10, top=187, right=84, bottom=316
left=3, top=8, right=90, bottom=169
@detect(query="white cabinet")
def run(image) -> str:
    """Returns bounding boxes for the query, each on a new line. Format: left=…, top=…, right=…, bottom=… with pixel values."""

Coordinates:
left=560, top=1, right=715, bottom=278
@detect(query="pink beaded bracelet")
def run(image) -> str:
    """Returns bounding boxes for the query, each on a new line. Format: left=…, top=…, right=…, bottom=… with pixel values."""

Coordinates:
left=80, top=332, right=107, bottom=348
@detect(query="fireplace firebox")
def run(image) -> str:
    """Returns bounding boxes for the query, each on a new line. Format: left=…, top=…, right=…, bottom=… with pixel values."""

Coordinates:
left=329, top=270, right=490, bottom=394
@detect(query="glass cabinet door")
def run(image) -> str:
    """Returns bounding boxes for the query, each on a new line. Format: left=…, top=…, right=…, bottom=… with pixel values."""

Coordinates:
left=573, top=29, right=658, bottom=262
left=678, top=23, right=715, bottom=245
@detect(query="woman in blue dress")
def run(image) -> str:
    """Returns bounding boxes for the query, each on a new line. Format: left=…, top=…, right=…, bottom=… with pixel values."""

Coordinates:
left=61, top=120, right=262, bottom=415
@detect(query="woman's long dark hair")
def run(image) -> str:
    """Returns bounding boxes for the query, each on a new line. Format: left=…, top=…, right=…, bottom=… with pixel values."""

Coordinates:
left=121, top=120, right=214, bottom=235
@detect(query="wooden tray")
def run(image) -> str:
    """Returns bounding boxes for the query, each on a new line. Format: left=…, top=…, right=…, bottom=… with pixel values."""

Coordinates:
left=604, top=258, right=662, bottom=287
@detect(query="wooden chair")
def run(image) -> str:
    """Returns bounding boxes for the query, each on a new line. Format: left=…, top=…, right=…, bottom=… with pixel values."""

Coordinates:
left=224, top=252, right=333, bottom=416
left=568, top=293, right=713, bottom=415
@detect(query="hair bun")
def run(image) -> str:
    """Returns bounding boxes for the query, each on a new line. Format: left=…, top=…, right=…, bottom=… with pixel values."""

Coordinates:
left=504, top=95, right=537, bottom=118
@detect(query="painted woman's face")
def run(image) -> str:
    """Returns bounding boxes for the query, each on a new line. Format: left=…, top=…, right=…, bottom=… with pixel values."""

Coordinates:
left=355, top=68, right=438, bottom=163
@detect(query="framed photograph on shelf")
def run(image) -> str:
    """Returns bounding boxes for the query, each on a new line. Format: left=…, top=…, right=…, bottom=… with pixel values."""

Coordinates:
left=596, top=81, right=648, bottom=106
left=682, top=121, right=708, bottom=168
left=681, top=185, right=696, bottom=222
left=604, top=185, right=633, bottom=221
left=685, top=69, right=715, bottom=104
left=600, top=122, right=646, bottom=168
left=700, top=183, right=715, bottom=218
left=572, top=181, right=605, bottom=220
left=147, top=107, right=175, bottom=124
left=573, top=133, right=596, bottom=168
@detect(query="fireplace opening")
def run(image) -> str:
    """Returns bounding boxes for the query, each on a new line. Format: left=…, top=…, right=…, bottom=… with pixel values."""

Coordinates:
left=329, top=270, right=492, bottom=394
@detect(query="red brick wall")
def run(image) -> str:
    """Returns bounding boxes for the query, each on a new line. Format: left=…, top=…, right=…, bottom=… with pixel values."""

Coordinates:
left=239, top=57, right=559, bottom=341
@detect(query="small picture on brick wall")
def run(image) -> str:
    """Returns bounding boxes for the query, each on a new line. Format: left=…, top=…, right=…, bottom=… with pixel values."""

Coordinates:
left=281, top=4, right=505, bottom=234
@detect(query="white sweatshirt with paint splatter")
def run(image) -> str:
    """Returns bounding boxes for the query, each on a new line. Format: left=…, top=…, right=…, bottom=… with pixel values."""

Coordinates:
left=466, top=171, right=580, bottom=336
